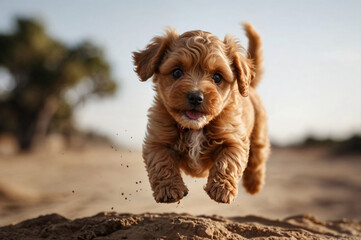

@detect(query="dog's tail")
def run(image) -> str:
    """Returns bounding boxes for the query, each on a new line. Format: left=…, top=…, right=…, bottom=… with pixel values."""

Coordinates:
left=243, top=23, right=264, bottom=88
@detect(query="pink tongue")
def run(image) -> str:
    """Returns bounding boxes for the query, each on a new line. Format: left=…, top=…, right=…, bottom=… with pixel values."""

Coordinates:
left=186, top=110, right=202, bottom=120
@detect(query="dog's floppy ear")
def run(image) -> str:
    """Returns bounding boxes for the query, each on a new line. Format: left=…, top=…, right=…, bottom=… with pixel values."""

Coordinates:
left=133, top=28, right=178, bottom=82
left=233, top=53, right=255, bottom=97
left=224, top=35, right=255, bottom=97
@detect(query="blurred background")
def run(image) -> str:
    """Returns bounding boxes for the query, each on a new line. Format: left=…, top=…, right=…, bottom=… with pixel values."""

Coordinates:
left=0, top=0, right=360, bottom=226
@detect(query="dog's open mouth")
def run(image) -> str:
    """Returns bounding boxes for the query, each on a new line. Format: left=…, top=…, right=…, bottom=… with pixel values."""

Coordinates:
left=185, top=110, right=202, bottom=120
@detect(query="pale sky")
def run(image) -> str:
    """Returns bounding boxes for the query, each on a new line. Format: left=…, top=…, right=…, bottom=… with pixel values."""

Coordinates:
left=0, top=0, right=360, bottom=150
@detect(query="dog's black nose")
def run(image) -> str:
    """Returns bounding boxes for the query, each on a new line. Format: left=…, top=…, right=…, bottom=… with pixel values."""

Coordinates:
left=187, top=91, right=204, bottom=105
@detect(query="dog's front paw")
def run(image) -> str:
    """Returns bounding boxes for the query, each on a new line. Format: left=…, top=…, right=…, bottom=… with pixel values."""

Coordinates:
left=204, top=177, right=238, bottom=204
left=153, top=178, right=189, bottom=203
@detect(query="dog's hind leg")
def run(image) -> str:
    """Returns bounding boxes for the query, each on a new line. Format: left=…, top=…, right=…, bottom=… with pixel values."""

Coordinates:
left=242, top=93, right=270, bottom=194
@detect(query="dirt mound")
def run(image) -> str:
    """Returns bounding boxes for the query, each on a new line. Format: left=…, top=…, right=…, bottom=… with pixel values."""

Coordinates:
left=0, top=212, right=360, bottom=240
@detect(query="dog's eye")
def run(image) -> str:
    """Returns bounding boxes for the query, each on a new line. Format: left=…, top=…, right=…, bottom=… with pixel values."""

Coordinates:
left=172, top=68, right=183, bottom=80
left=212, top=73, right=223, bottom=85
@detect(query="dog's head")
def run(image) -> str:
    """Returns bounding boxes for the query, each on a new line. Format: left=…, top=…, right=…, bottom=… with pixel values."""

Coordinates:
left=133, top=28, right=254, bottom=130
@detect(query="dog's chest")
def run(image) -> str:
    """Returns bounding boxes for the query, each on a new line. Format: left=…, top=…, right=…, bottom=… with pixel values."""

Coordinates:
left=174, top=129, right=207, bottom=170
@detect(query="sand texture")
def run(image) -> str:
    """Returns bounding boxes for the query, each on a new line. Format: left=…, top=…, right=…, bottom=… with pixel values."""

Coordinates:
left=0, top=145, right=360, bottom=239
left=1, top=212, right=360, bottom=240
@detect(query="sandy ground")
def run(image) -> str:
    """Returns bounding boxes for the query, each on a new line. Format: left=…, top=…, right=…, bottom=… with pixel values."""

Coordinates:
left=0, top=145, right=360, bottom=238
left=1, top=212, right=360, bottom=239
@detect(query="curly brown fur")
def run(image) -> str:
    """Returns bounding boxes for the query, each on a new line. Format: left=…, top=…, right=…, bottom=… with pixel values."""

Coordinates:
left=133, top=23, right=270, bottom=204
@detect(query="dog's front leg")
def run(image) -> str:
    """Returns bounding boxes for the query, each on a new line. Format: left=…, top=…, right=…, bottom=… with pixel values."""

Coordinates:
left=143, top=143, right=188, bottom=203
left=204, top=138, right=249, bottom=203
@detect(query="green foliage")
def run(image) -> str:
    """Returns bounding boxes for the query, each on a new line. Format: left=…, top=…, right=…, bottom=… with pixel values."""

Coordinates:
left=0, top=17, right=117, bottom=150
left=299, top=134, right=361, bottom=155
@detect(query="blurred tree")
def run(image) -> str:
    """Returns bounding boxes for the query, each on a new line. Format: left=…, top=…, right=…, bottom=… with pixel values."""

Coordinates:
left=0, top=18, right=117, bottom=151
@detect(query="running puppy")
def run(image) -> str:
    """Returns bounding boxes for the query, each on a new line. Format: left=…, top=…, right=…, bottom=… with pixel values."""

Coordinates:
left=133, top=23, right=270, bottom=203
